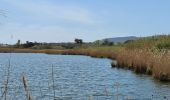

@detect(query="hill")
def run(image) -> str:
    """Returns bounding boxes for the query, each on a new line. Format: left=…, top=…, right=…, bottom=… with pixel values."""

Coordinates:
left=104, top=36, right=138, bottom=43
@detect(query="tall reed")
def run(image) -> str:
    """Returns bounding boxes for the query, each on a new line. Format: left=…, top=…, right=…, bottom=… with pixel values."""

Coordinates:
left=22, top=75, right=32, bottom=100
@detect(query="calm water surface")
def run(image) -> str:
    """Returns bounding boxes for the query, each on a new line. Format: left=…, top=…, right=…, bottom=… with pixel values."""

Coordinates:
left=0, top=53, right=170, bottom=100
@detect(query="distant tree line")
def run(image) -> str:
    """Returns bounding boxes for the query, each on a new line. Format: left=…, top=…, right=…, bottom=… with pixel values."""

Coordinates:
left=10, top=38, right=135, bottom=49
left=13, top=39, right=84, bottom=49
left=14, top=40, right=41, bottom=48
left=102, top=39, right=114, bottom=46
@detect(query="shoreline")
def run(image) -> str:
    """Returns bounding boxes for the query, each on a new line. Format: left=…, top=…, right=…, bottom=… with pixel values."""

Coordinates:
left=0, top=47, right=169, bottom=82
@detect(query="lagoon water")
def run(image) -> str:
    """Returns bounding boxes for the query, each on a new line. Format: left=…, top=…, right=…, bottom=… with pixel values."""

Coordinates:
left=0, top=53, right=170, bottom=100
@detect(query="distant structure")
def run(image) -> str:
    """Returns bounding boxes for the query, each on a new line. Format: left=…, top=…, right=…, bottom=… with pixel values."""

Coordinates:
left=75, top=38, right=83, bottom=44
left=16, top=39, right=21, bottom=48
left=17, top=40, right=21, bottom=45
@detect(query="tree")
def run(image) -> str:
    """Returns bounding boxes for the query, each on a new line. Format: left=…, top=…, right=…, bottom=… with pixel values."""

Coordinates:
left=75, top=38, right=83, bottom=44
left=124, top=40, right=134, bottom=44
left=16, top=40, right=21, bottom=48
left=102, top=39, right=109, bottom=45
left=17, top=40, right=21, bottom=44
left=102, top=39, right=114, bottom=46
left=22, top=41, right=35, bottom=48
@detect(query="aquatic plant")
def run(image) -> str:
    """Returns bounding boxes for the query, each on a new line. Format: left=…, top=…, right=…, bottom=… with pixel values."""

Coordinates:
left=22, top=75, right=32, bottom=100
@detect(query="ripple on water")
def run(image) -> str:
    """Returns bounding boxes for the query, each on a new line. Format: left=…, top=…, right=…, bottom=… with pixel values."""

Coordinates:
left=0, top=53, right=169, bottom=100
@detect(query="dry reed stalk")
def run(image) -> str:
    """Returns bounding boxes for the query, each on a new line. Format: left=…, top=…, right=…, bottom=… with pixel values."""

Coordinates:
left=0, top=43, right=13, bottom=100
left=22, top=75, right=32, bottom=100
left=152, top=50, right=170, bottom=81
left=114, top=48, right=170, bottom=81
left=51, top=65, right=56, bottom=99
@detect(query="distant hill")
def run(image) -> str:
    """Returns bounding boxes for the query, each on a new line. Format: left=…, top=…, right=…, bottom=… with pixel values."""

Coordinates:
left=103, top=36, right=138, bottom=43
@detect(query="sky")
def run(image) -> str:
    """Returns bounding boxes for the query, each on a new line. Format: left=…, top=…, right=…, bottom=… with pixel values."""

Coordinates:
left=0, top=0, right=170, bottom=44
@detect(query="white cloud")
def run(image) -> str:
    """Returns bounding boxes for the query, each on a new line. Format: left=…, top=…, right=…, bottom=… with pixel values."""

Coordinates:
left=0, top=23, right=97, bottom=44
left=3, top=0, right=94, bottom=24
left=0, top=0, right=109, bottom=44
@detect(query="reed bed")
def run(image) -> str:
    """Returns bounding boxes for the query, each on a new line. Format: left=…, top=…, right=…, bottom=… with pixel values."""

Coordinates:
left=56, top=47, right=170, bottom=81
left=1, top=46, right=170, bottom=81
left=0, top=35, right=170, bottom=81
left=113, top=35, right=170, bottom=81
left=114, top=49, right=170, bottom=81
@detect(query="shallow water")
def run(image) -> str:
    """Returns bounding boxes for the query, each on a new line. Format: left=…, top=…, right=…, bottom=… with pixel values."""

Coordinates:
left=0, top=53, right=170, bottom=100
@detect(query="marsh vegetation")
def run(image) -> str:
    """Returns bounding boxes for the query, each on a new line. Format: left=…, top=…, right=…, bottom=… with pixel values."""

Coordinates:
left=0, top=35, right=170, bottom=81
left=0, top=54, right=170, bottom=99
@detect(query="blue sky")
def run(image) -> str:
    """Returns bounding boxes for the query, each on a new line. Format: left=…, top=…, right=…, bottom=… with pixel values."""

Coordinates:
left=0, top=0, right=170, bottom=43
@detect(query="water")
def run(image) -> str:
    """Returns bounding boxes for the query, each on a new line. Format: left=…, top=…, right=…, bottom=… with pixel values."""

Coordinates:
left=0, top=53, right=170, bottom=100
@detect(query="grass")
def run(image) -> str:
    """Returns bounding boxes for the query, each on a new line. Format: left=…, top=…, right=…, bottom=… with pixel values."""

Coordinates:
left=54, top=35, right=170, bottom=82
left=1, top=35, right=170, bottom=99
left=115, top=35, right=170, bottom=81
left=0, top=35, right=170, bottom=81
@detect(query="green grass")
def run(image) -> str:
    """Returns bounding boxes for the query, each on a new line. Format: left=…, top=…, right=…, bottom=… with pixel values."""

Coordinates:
left=125, top=35, right=170, bottom=50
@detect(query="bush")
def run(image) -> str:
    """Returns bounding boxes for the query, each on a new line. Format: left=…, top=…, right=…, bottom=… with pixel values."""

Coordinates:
left=156, top=42, right=170, bottom=50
